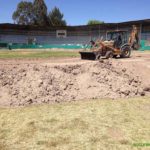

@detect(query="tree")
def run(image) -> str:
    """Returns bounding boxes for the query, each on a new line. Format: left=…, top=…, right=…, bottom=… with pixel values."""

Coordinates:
left=12, top=1, right=35, bottom=25
left=33, top=0, right=49, bottom=26
left=48, top=7, right=66, bottom=26
left=87, top=20, right=104, bottom=25
left=12, top=0, right=67, bottom=26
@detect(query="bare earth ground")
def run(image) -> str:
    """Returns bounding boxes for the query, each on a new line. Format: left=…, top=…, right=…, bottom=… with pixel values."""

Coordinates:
left=0, top=51, right=150, bottom=107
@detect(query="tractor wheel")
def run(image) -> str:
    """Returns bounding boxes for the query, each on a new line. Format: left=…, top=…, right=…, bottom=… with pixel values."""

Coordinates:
left=105, top=51, right=113, bottom=59
left=96, top=54, right=101, bottom=60
left=95, top=51, right=102, bottom=60
left=113, top=55, right=118, bottom=58
left=120, top=45, right=131, bottom=58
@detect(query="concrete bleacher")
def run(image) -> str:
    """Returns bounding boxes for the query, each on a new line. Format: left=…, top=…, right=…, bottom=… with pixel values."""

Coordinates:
left=142, top=33, right=150, bottom=40
left=36, top=36, right=92, bottom=44
left=1, top=34, right=27, bottom=44
left=5, top=29, right=150, bottom=45
left=0, top=20, right=150, bottom=48
left=0, top=33, right=105, bottom=45
left=1, top=32, right=149, bottom=45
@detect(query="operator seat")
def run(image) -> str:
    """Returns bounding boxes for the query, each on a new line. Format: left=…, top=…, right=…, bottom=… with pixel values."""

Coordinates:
left=114, top=34, right=122, bottom=48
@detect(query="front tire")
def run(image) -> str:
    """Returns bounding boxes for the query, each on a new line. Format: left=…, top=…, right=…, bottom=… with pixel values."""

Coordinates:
left=113, top=55, right=117, bottom=58
left=96, top=54, right=101, bottom=60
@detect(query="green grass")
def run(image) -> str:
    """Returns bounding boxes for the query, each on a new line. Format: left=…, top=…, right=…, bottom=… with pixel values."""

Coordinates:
left=0, top=50, right=80, bottom=59
left=0, top=97, right=150, bottom=150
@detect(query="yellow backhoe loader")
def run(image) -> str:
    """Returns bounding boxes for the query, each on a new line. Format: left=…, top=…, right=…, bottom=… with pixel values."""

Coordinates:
left=80, top=25, right=140, bottom=60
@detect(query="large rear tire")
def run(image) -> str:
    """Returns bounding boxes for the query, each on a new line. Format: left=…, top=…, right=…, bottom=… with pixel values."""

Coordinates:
left=120, top=45, right=131, bottom=58
left=105, top=51, right=113, bottom=59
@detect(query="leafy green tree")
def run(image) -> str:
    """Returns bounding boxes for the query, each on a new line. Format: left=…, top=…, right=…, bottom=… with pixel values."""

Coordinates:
left=13, top=0, right=67, bottom=26
left=48, top=7, right=66, bottom=26
left=12, top=1, right=35, bottom=25
left=87, top=20, right=104, bottom=25
left=33, top=0, right=49, bottom=26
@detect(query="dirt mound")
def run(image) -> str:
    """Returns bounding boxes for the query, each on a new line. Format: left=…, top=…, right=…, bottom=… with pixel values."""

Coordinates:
left=0, top=60, right=148, bottom=107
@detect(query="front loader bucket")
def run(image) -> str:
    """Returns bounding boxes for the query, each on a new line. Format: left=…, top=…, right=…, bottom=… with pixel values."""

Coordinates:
left=79, top=52, right=96, bottom=60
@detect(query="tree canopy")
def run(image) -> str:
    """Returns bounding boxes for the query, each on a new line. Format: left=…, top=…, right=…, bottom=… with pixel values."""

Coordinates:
left=33, top=0, right=49, bottom=26
left=12, top=1, right=35, bottom=25
left=12, top=0, right=66, bottom=26
left=48, top=7, right=66, bottom=26
left=87, top=20, right=104, bottom=25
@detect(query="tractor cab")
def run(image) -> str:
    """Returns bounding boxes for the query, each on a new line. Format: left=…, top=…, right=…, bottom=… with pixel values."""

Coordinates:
left=106, top=30, right=128, bottom=48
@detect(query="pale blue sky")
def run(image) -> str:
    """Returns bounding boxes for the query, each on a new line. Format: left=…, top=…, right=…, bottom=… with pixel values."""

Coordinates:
left=0, top=0, right=150, bottom=25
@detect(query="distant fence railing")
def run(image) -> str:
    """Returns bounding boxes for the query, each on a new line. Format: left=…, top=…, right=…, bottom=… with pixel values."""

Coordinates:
left=0, top=42, right=86, bottom=50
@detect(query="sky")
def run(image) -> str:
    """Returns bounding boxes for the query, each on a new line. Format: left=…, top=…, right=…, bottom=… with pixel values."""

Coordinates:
left=0, top=0, right=150, bottom=25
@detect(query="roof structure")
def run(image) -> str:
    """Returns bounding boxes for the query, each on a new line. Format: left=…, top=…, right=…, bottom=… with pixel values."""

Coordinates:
left=0, top=19, right=150, bottom=31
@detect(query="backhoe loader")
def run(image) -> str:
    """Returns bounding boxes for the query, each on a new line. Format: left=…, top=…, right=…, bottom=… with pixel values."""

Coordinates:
left=80, top=25, right=139, bottom=60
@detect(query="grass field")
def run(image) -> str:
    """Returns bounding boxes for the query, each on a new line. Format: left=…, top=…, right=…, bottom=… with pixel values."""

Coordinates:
left=0, top=49, right=150, bottom=59
left=0, top=50, right=80, bottom=59
left=0, top=97, right=150, bottom=150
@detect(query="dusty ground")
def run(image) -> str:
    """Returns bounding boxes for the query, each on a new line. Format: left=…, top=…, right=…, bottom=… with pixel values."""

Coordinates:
left=0, top=51, right=150, bottom=107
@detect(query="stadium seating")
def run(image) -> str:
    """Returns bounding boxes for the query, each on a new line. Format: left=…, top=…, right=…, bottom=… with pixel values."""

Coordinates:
left=1, top=31, right=149, bottom=45
left=0, top=33, right=106, bottom=45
